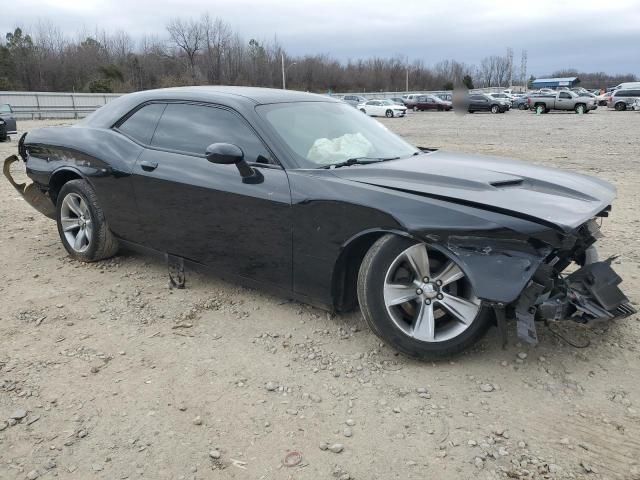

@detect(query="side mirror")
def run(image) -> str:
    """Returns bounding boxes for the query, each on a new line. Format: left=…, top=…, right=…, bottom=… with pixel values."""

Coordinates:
left=205, top=142, right=243, bottom=165
left=205, top=142, right=264, bottom=184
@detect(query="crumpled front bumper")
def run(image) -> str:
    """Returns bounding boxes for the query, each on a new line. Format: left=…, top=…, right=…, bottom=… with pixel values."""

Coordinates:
left=538, top=260, right=636, bottom=323
left=3, top=154, right=56, bottom=219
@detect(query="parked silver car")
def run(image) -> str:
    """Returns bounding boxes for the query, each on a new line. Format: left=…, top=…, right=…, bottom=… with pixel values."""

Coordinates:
left=607, top=88, right=640, bottom=111
left=339, top=95, right=368, bottom=108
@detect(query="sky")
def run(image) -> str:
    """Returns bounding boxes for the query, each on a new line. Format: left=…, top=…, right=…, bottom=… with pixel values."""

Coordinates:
left=3, top=0, right=640, bottom=76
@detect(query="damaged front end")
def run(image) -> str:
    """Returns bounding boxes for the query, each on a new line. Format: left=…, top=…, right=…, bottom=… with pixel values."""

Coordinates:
left=3, top=136, right=56, bottom=219
left=513, top=216, right=635, bottom=344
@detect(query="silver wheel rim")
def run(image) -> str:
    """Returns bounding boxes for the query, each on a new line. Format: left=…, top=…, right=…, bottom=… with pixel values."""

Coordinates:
left=60, top=192, right=93, bottom=253
left=383, top=243, right=481, bottom=343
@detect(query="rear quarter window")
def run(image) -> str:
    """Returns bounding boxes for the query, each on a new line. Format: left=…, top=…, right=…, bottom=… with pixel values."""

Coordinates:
left=117, top=103, right=166, bottom=144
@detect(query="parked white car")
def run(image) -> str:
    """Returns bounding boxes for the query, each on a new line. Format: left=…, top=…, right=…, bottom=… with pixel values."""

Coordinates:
left=358, top=100, right=407, bottom=118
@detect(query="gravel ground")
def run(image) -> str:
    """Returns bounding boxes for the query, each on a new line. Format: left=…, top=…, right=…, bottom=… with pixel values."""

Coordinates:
left=1, top=109, right=639, bottom=480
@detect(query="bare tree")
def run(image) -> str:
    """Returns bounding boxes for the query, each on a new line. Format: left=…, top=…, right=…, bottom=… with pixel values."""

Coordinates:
left=166, top=17, right=203, bottom=84
left=2, top=18, right=637, bottom=93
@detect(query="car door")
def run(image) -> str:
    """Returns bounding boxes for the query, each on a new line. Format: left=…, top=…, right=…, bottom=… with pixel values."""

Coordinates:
left=557, top=91, right=572, bottom=110
left=426, top=97, right=436, bottom=110
left=130, top=102, right=293, bottom=288
left=471, top=96, right=488, bottom=111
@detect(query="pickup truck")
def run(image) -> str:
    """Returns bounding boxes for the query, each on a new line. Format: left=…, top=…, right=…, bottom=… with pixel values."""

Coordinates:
left=528, top=91, right=597, bottom=114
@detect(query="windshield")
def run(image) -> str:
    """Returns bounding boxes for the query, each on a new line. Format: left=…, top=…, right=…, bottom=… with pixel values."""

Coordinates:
left=380, top=100, right=394, bottom=105
left=0, top=104, right=11, bottom=113
left=257, top=102, right=419, bottom=168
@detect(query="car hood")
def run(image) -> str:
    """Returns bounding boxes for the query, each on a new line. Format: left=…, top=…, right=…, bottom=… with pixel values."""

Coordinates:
left=330, top=150, right=616, bottom=232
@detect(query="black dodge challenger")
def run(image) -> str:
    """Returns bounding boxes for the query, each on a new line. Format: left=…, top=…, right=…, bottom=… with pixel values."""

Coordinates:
left=4, top=87, right=634, bottom=358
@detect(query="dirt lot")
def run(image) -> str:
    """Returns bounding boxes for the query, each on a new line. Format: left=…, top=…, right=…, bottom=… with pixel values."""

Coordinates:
left=1, top=109, right=639, bottom=480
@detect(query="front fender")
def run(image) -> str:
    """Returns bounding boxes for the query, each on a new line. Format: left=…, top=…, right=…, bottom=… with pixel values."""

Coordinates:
left=445, top=236, right=550, bottom=304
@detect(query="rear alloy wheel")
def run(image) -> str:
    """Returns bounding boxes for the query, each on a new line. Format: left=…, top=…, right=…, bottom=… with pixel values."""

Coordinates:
left=385, top=109, right=394, bottom=118
left=56, top=179, right=119, bottom=262
left=615, top=102, right=626, bottom=111
left=575, top=104, right=585, bottom=114
left=535, top=104, right=546, bottom=114
left=358, top=235, right=491, bottom=358
left=491, top=105, right=500, bottom=114
left=518, top=103, right=527, bottom=110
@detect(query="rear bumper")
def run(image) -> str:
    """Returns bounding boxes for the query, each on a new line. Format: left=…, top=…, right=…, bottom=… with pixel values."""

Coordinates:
left=3, top=154, right=56, bottom=219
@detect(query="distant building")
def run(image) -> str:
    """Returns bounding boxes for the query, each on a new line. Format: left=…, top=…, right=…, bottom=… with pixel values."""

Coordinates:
left=531, top=77, right=580, bottom=90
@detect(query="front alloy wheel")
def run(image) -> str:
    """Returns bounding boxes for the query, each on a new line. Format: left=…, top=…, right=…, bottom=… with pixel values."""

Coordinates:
left=491, top=105, right=500, bottom=114
left=358, top=235, right=491, bottom=358
left=385, top=109, right=394, bottom=118
left=383, top=243, right=481, bottom=342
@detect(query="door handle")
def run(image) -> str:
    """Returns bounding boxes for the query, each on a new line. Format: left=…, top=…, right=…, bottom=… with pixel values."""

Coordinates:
left=140, top=160, right=158, bottom=172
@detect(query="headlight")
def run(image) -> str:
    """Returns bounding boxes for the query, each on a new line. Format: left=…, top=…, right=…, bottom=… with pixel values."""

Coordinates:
left=0, top=120, right=5, bottom=124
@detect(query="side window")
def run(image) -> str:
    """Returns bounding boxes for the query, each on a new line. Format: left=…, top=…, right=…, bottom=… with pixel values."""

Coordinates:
left=117, top=103, right=166, bottom=144
left=627, top=90, right=640, bottom=96
left=559, top=92, right=571, bottom=99
left=151, top=103, right=272, bottom=163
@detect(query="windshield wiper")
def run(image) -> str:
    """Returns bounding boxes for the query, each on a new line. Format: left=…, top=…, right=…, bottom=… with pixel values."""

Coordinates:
left=320, top=156, right=399, bottom=169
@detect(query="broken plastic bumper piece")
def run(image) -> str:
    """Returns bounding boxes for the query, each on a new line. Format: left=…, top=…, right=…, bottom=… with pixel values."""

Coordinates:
left=3, top=154, right=56, bottom=219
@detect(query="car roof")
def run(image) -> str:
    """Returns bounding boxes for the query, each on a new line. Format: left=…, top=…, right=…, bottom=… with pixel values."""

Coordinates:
left=81, top=86, right=339, bottom=129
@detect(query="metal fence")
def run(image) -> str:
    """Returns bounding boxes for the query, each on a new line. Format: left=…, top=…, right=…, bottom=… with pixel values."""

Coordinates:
left=331, top=87, right=509, bottom=99
left=0, top=91, right=123, bottom=120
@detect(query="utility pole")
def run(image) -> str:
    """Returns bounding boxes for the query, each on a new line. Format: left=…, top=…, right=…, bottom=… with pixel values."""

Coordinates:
left=282, top=53, right=286, bottom=90
left=405, top=56, right=409, bottom=92
left=281, top=53, right=296, bottom=90
left=520, top=50, right=529, bottom=92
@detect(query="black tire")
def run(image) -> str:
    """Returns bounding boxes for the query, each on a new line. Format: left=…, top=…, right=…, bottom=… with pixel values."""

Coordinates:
left=357, top=234, right=492, bottom=359
left=518, top=103, right=527, bottom=110
left=614, top=102, right=626, bottom=111
left=385, top=109, right=394, bottom=118
left=360, top=108, right=366, bottom=114
left=534, top=104, right=546, bottom=114
left=56, top=179, right=119, bottom=262
left=491, top=105, right=500, bottom=114
left=574, top=103, right=586, bottom=114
